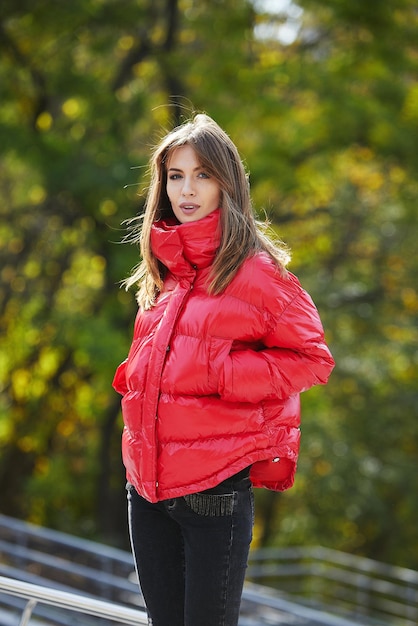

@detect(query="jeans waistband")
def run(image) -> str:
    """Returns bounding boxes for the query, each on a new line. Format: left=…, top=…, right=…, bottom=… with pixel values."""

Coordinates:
left=200, top=466, right=252, bottom=495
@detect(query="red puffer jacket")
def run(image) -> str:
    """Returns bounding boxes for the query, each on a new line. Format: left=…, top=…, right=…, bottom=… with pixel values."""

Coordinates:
left=113, top=209, right=334, bottom=503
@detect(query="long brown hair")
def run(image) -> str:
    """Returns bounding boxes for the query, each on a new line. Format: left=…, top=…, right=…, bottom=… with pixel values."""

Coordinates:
left=124, top=113, right=290, bottom=309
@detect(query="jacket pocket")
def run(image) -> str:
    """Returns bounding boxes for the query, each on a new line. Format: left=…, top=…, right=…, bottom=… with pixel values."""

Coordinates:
left=208, top=337, right=233, bottom=392
left=161, top=335, right=231, bottom=396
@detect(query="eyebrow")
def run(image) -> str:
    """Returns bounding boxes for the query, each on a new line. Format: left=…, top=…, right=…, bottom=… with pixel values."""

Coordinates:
left=167, top=166, right=204, bottom=172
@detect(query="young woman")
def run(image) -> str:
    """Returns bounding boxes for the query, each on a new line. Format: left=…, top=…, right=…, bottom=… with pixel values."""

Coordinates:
left=113, top=113, right=334, bottom=626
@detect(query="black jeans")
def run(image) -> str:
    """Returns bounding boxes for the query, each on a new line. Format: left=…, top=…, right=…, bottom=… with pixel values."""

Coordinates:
left=127, top=468, right=254, bottom=626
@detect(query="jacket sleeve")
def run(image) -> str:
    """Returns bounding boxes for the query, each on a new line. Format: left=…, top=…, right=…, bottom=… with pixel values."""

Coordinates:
left=218, top=288, right=335, bottom=404
left=112, top=359, right=129, bottom=395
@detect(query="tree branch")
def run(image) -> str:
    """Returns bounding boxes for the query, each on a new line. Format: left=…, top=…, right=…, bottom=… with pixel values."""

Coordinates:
left=0, top=21, right=49, bottom=127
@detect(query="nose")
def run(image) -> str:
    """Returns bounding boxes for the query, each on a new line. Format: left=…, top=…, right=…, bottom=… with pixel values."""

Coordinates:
left=181, top=176, right=195, bottom=196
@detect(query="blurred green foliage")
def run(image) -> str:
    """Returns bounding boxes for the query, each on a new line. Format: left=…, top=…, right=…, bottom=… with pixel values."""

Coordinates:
left=1, top=0, right=417, bottom=567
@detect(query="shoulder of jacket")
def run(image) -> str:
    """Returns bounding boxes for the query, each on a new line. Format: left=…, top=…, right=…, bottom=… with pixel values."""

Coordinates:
left=223, top=252, right=303, bottom=314
left=239, top=253, right=301, bottom=292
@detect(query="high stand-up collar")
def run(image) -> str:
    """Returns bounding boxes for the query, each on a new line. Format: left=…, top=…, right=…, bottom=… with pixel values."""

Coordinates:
left=150, top=209, right=221, bottom=278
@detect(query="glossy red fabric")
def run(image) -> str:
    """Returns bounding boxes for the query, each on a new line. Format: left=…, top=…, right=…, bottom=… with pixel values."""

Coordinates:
left=113, top=210, right=334, bottom=502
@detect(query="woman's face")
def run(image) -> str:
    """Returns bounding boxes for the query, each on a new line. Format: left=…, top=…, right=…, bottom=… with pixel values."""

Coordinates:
left=166, top=144, right=221, bottom=223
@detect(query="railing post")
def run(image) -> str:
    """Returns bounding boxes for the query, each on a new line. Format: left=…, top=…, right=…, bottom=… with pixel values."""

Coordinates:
left=19, top=598, right=37, bottom=626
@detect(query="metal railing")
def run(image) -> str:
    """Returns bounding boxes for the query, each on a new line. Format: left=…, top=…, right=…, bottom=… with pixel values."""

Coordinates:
left=1, top=513, right=418, bottom=625
left=0, top=574, right=365, bottom=626
left=247, top=545, right=418, bottom=625
left=0, top=575, right=148, bottom=626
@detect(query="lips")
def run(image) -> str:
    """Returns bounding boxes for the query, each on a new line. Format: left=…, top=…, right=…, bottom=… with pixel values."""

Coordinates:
left=179, top=203, right=200, bottom=213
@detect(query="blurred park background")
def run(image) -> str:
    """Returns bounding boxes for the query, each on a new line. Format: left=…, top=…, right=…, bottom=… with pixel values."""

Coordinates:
left=1, top=0, right=417, bottom=572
